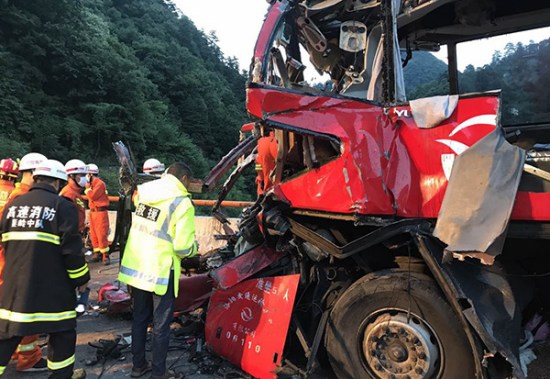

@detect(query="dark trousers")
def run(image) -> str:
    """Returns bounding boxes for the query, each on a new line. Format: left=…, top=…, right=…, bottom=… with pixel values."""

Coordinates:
left=131, top=271, right=175, bottom=376
left=0, top=329, right=76, bottom=379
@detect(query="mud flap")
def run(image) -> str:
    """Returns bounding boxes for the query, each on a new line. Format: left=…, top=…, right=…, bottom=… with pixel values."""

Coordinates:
left=205, top=274, right=300, bottom=379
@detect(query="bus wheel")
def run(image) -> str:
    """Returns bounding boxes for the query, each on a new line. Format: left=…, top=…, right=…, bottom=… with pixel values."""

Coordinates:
left=325, top=271, right=476, bottom=379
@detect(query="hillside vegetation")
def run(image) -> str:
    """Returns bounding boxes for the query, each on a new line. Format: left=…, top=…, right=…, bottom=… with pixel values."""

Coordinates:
left=409, top=39, right=550, bottom=125
left=0, top=0, right=248, bottom=180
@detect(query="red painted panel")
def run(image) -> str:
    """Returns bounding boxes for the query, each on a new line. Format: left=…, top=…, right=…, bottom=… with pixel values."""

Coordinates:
left=205, top=275, right=300, bottom=379
left=253, top=3, right=283, bottom=72
left=394, top=95, right=500, bottom=217
left=512, top=192, right=550, bottom=221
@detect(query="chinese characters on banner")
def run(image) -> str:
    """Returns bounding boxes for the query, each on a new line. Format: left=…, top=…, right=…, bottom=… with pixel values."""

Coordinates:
left=205, top=274, right=300, bottom=379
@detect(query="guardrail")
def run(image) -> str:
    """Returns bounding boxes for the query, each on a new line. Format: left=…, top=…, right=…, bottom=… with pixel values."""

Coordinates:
left=101, top=196, right=254, bottom=208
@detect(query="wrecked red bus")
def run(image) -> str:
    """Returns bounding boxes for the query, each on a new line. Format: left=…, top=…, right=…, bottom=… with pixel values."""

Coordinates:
left=116, top=0, right=550, bottom=378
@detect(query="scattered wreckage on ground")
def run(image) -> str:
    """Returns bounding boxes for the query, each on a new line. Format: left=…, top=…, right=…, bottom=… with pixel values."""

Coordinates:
left=115, top=0, right=550, bottom=378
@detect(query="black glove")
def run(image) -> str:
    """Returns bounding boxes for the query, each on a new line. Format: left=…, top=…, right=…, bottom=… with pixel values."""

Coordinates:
left=181, top=256, right=201, bottom=270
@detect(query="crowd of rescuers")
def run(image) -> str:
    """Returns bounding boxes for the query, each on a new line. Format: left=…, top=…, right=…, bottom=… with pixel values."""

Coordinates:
left=0, top=153, right=197, bottom=379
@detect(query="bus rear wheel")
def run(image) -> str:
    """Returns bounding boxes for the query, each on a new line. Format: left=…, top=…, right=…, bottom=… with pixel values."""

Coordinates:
left=325, top=271, right=476, bottom=379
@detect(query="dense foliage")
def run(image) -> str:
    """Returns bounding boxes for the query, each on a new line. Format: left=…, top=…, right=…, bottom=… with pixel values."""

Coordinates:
left=0, top=0, right=252, bottom=199
left=408, top=39, right=550, bottom=125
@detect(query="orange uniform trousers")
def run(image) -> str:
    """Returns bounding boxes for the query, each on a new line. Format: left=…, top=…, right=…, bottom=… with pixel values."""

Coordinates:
left=0, top=181, right=42, bottom=371
left=89, top=210, right=110, bottom=255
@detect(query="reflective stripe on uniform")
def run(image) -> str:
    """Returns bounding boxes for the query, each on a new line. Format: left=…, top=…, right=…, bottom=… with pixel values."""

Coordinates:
left=2, top=231, right=60, bottom=245
left=119, top=266, right=169, bottom=286
left=161, top=196, right=186, bottom=237
left=255, top=164, right=262, bottom=171
left=48, top=354, right=75, bottom=370
left=67, top=264, right=89, bottom=279
left=133, top=196, right=188, bottom=244
left=99, top=247, right=109, bottom=253
left=0, top=309, right=76, bottom=323
left=175, top=243, right=195, bottom=257
left=0, top=365, right=5, bottom=375
left=17, top=341, right=37, bottom=352
left=132, top=222, right=171, bottom=242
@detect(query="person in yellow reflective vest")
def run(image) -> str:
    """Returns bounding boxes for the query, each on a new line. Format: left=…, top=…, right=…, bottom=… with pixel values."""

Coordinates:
left=119, top=162, right=197, bottom=379
left=0, top=159, right=89, bottom=379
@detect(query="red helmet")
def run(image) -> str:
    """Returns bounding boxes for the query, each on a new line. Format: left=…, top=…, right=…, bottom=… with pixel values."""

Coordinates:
left=0, top=158, right=19, bottom=180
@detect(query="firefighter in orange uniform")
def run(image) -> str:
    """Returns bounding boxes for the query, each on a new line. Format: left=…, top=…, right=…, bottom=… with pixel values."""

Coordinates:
left=0, top=159, right=17, bottom=214
left=0, top=154, right=48, bottom=373
left=9, top=153, right=47, bottom=201
left=85, top=163, right=111, bottom=265
left=60, top=159, right=88, bottom=234
left=0, top=159, right=19, bottom=282
left=255, top=129, right=278, bottom=195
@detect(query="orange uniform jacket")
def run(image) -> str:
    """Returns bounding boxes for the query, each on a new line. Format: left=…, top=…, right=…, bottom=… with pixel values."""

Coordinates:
left=85, top=177, right=110, bottom=254
left=9, top=182, right=31, bottom=202
left=255, top=132, right=278, bottom=195
left=0, top=179, right=15, bottom=286
left=85, top=177, right=109, bottom=210
left=60, top=179, right=86, bottom=232
left=0, top=179, right=14, bottom=213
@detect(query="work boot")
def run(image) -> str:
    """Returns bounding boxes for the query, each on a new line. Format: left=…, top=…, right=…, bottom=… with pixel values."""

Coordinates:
left=102, top=255, right=110, bottom=266
left=71, top=368, right=87, bottom=379
left=131, top=361, right=152, bottom=378
left=17, top=358, right=48, bottom=372
left=88, top=253, right=101, bottom=263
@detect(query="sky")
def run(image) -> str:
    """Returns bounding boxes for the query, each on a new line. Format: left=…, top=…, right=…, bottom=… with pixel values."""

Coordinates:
left=173, top=1, right=549, bottom=72
left=173, top=0, right=269, bottom=71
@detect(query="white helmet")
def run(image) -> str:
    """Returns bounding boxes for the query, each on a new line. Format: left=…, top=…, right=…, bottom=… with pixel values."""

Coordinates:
left=143, top=158, right=165, bottom=174
left=19, top=152, right=47, bottom=171
left=65, top=159, right=88, bottom=175
left=87, top=163, right=99, bottom=175
left=33, top=159, right=68, bottom=181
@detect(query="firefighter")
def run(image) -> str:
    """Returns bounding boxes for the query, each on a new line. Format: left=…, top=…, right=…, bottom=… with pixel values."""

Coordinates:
left=1, top=154, right=48, bottom=373
left=60, top=159, right=88, bottom=234
left=255, top=129, right=278, bottom=195
left=0, top=159, right=19, bottom=283
left=143, top=158, right=165, bottom=177
left=9, top=153, right=47, bottom=200
left=119, top=162, right=197, bottom=379
left=0, top=159, right=89, bottom=379
left=84, top=163, right=111, bottom=265
left=0, top=159, right=18, bottom=212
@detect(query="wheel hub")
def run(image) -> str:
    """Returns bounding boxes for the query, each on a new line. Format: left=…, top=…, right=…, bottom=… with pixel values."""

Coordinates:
left=362, top=312, right=440, bottom=379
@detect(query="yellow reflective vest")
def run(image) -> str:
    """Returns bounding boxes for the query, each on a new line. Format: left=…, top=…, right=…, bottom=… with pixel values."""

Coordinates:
left=118, top=174, right=197, bottom=296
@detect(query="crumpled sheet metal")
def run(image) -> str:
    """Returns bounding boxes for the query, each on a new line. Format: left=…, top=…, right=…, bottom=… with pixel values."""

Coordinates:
left=409, top=94, right=459, bottom=129
left=211, top=245, right=286, bottom=290
left=433, top=129, right=526, bottom=264
left=248, top=86, right=396, bottom=215
left=248, top=86, right=502, bottom=218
